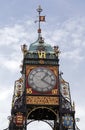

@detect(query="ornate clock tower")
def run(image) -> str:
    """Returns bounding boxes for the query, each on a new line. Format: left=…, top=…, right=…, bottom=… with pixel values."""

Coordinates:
left=6, top=6, right=79, bottom=130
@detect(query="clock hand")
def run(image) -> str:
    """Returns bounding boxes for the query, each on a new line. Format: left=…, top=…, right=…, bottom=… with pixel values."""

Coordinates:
left=41, top=73, right=53, bottom=87
left=41, top=72, right=47, bottom=79
left=43, top=80, right=53, bottom=87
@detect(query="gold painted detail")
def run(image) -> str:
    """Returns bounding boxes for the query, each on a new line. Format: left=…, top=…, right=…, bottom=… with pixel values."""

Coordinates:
left=39, top=60, right=44, bottom=64
left=26, top=65, right=58, bottom=76
left=38, top=51, right=46, bottom=59
left=26, top=88, right=32, bottom=94
left=26, top=66, right=35, bottom=76
left=26, top=96, right=59, bottom=105
left=14, top=112, right=25, bottom=126
left=52, top=89, right=58, bottom=95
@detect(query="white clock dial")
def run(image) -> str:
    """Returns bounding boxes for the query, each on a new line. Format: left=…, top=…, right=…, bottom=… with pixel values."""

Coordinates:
left=28, top=67, right=56, bottom=92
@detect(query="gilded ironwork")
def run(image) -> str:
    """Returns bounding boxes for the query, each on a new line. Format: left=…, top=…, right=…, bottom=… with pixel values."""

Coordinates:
left=26, top=96, right=59, bottom=105
left=26, top=65, right=58, bottom=76
left=38, top=51, right=46, bottom=58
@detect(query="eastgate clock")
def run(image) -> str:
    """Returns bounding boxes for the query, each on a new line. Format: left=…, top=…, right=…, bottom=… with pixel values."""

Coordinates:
left=28, top=67, right=57, bottom=92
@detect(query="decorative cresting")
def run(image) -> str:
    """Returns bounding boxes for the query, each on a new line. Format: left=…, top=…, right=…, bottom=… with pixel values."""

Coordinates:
left=5, top=5, right=80, bottom=130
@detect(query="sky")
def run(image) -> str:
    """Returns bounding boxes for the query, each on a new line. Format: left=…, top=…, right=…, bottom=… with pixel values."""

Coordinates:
left=0, top=0, right=85, bottom=129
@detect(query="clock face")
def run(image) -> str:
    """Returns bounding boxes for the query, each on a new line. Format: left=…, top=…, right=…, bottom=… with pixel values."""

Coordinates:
left=28, top=67, right=56, bottom=92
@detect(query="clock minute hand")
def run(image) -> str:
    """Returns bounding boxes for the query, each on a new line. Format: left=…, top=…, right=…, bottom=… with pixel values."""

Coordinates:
left=41, top=73, right=53, bottom=87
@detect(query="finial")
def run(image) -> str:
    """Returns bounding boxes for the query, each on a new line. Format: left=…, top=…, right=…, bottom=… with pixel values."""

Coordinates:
left=21, top=44, right=28, bottom=56
left=72, top=101, right=75, bottom=111
left=54, top=45, right=60, bottom=57
left=36, top=5, right=45, bottom=40
left=39, top=37, right=44, bottom=43
left=60, top=71, right=63, bottom=76
left=36, top=5, right=43, bottom=13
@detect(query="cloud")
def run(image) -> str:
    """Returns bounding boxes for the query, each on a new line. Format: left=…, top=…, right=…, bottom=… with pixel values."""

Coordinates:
left=0, top=22, right=31, bottom=73
left=0, top=20, right=36, bottom=47
left=0, top=25, right=24, bottom=45
left=44, top=17, right=85, bottom=67
left=0, top=56, right=20, bottom=73
left=61, top=48, right=84, bottom=64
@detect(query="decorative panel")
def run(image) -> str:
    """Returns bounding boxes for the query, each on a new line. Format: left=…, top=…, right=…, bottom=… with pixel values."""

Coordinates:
left=26, top=96, right=59, bottom=105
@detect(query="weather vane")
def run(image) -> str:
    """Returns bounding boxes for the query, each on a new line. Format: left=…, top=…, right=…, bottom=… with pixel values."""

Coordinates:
left=36, top=5, right=45, bottom=39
